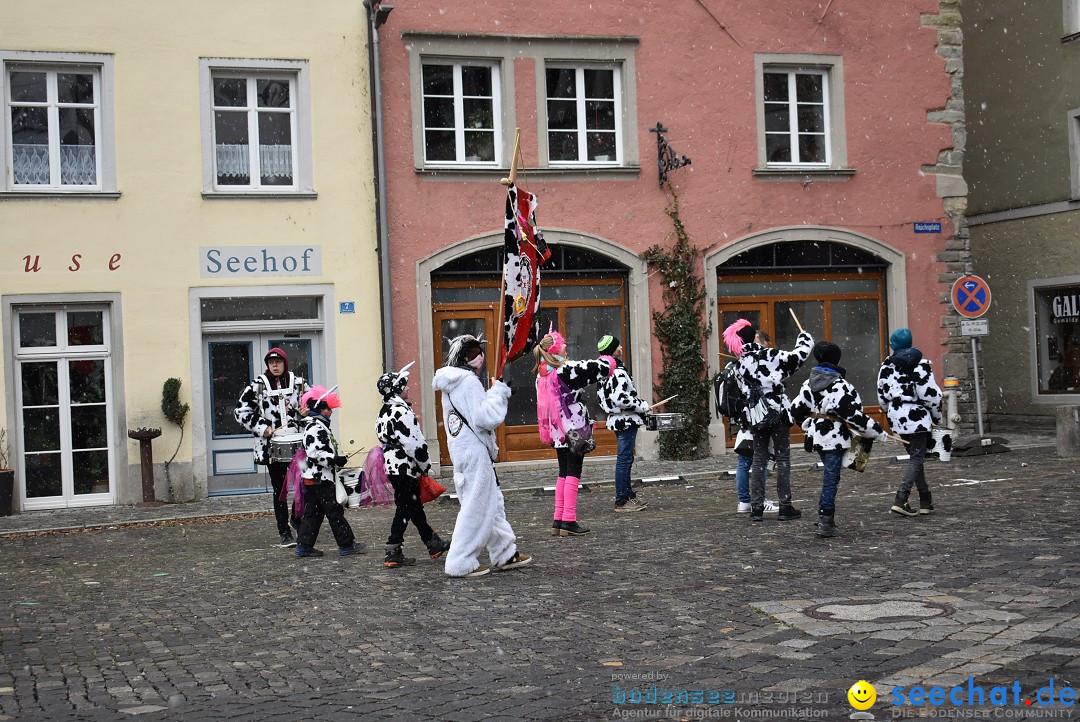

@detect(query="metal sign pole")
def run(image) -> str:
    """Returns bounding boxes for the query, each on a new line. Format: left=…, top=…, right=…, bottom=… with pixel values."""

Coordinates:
left=971, top=336, right=985, bottom=437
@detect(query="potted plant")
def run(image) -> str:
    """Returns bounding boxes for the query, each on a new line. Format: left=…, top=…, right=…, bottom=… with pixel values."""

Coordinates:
left=161, top=378, right=190, bottom=500
left=0, top=427, right=14, bottom=516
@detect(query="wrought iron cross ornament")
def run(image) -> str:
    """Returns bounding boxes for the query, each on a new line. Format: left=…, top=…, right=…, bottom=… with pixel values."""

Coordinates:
left=649, top=122, right=691, bottom=187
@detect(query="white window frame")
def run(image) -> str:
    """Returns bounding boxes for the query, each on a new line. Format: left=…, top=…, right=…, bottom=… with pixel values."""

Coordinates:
left=544, top=64, right=623, bottom=167
left=420, top=60, right=502, bottom=166
left=1028, top=275, right=1080, bottom=403
left=199, top=58, right=314, bottom=197
left=403, top=34, right=640, bottom=177
left=12, top=304, right=116, bottom=510
left=1065, top=0, right=1080, bottom=37
left=0, top=51, right=117, bottom=195
left=1069, top=108, right=1080, bottom=198
left=753, top=54, right=848, bottom=175
left=761, top=68, right=831, bottom=167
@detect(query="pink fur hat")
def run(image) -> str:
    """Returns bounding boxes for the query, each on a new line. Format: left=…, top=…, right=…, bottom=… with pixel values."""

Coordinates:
left=302, top=385, right=341, bottom=410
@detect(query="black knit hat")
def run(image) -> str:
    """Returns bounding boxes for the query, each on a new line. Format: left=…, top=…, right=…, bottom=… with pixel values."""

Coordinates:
left=597, top=335, right=620, bottom=354
left=813, top=341, right=842, bottom=365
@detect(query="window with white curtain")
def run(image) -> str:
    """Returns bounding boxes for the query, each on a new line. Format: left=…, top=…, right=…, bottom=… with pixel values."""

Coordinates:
left=2, top=52, right=116, bottom=193
left=200, top=59, right=313, bottom=195
left=211, top=73, right=296, bottom=189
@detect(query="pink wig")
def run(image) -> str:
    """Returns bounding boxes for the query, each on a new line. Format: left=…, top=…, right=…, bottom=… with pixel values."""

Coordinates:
left=302, top=385, right=342, bottom=410
left=545, top=330, right=565, bottom=356
left=723, top=319, right=752, bottom=357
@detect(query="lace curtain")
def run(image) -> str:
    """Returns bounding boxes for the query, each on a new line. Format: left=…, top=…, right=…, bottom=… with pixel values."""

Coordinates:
left=12, top=144, right=97, bottom=185
left=215, top=144, right=293, bottom=180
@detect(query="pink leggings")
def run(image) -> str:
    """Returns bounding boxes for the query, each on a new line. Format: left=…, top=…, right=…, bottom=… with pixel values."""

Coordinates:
left=553, top=475, right=581, bottom=522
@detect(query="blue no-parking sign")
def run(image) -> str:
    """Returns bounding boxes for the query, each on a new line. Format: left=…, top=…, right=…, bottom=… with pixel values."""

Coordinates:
left=951, top=275, right=991, bottom=319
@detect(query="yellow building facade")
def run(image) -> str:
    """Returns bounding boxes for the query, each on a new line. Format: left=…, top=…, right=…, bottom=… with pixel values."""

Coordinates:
left=0, top=1, right=382, bottom=510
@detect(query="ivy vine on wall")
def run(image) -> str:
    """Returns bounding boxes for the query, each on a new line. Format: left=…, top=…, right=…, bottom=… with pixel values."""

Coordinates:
left=642, top=185, right=711, bottom=460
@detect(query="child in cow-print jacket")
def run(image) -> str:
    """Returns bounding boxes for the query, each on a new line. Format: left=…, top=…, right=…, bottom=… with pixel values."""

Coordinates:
left=294, top=386, right=366, bottom=558
left=724, top=319, right=813, bottom=522
left=791, top=342, right=885, bottom=537
left=596, top=335, right=650, bottom=512
left=375, top=363, right=451, bottom=568
left=877, top=328, right=943, bottom=517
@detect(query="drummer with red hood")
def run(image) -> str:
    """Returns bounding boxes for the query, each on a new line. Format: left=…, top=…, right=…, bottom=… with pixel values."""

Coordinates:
left=234, top=347, right=309, bottom=547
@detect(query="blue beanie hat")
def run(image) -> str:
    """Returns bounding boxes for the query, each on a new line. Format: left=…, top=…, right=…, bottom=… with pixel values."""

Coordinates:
left=889, top=328, right=913, bottom=351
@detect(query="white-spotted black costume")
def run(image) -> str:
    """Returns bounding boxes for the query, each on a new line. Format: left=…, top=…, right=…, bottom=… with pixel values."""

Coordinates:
left=792, top=367, right=885, bottom=451
left=734, top=331, right=814, bottom=425
left=234, top=372, right=307, bottom=465
left=598, top=359, right=649, bottom=431
left=376, top=396, right=432, bottom=479
left=876, top=348, right=943, bottom=434
left=432, top=364, right=516, bottom=577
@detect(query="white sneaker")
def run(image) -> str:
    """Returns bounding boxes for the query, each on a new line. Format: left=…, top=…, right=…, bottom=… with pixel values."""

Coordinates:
left=763, top=499, right=779, bottom=513
left=737, top=502, right=752, bottom=513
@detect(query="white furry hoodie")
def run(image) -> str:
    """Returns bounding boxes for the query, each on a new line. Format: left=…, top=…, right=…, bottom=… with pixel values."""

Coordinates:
left=432, top=366, right=516, bottom=576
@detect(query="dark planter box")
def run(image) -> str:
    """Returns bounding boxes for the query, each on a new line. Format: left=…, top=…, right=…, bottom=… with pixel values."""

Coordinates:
left=0, top=469, right=13, bottom=516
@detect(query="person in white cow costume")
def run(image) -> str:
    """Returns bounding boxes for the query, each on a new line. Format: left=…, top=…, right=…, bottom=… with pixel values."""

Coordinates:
left=432, top=334, right=532, bottom=578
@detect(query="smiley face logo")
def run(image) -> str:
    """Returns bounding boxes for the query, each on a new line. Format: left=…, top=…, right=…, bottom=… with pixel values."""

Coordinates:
left=847, top=680, right=877, bottom=710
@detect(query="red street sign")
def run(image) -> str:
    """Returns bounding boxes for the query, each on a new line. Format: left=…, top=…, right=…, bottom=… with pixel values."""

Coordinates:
left=951, top=274, right=991, bottom=319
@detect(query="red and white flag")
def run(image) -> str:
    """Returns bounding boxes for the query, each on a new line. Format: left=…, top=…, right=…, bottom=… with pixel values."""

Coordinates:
left=497, top=183, right=551, bottom=378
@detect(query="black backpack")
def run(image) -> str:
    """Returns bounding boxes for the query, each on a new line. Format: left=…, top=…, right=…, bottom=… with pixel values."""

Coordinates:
left=714, top=362, right=744, bottom=419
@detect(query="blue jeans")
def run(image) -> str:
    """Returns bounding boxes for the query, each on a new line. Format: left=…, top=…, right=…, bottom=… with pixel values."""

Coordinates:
left=614, top=426, right=638, bottom=504
left=817, top=449, right=845, bottom=511
left=736, top=453, right=770, bottom=503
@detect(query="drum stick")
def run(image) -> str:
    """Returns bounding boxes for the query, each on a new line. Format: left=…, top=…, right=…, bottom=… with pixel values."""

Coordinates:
left=650, top=394, right=678, bottom=410
left=788, top=308, right=805, bottom=334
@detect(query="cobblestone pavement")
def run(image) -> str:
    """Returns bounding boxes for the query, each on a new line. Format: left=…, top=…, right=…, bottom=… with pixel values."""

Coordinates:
left=1, top=437, right=1077, bottom=721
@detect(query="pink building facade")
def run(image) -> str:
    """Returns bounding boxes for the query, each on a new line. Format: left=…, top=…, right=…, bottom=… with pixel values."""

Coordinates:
left=373, top=1, right=964, bottom=467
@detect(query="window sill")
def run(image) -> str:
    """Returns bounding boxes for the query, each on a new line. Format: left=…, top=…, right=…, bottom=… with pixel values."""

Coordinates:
left=415, top=165, right=641, bottom=182
left=202, top=191, right=318, bottom=200
left=0, top=190, right=120, bottom=200
left=752, top=167, right=856, bottom=181
left=1063, top=31, right=1080, bottom=44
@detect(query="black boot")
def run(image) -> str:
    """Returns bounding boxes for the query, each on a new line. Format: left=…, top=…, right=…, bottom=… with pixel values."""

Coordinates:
left=749, top=505, right=764, bottom=522
left=425, top=532, right=451, bottom=559
left=559, top=521, right=591, bottom=536
left=918, top=491, right=935, bottom=515
left=816, top=508, right=837, bottom=538
left=383, top=544, right=417, bottom=568
left=777, top=503, right=802, bottom=521
left=551, top=520, right=564, bottom=537
left=891, top=493, right=918, bottom=517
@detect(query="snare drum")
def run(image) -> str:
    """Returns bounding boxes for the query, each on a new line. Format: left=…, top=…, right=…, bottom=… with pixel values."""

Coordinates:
left=645, top=413, right=686, bottom=431
left=269, top=431, right=304, bottom=464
